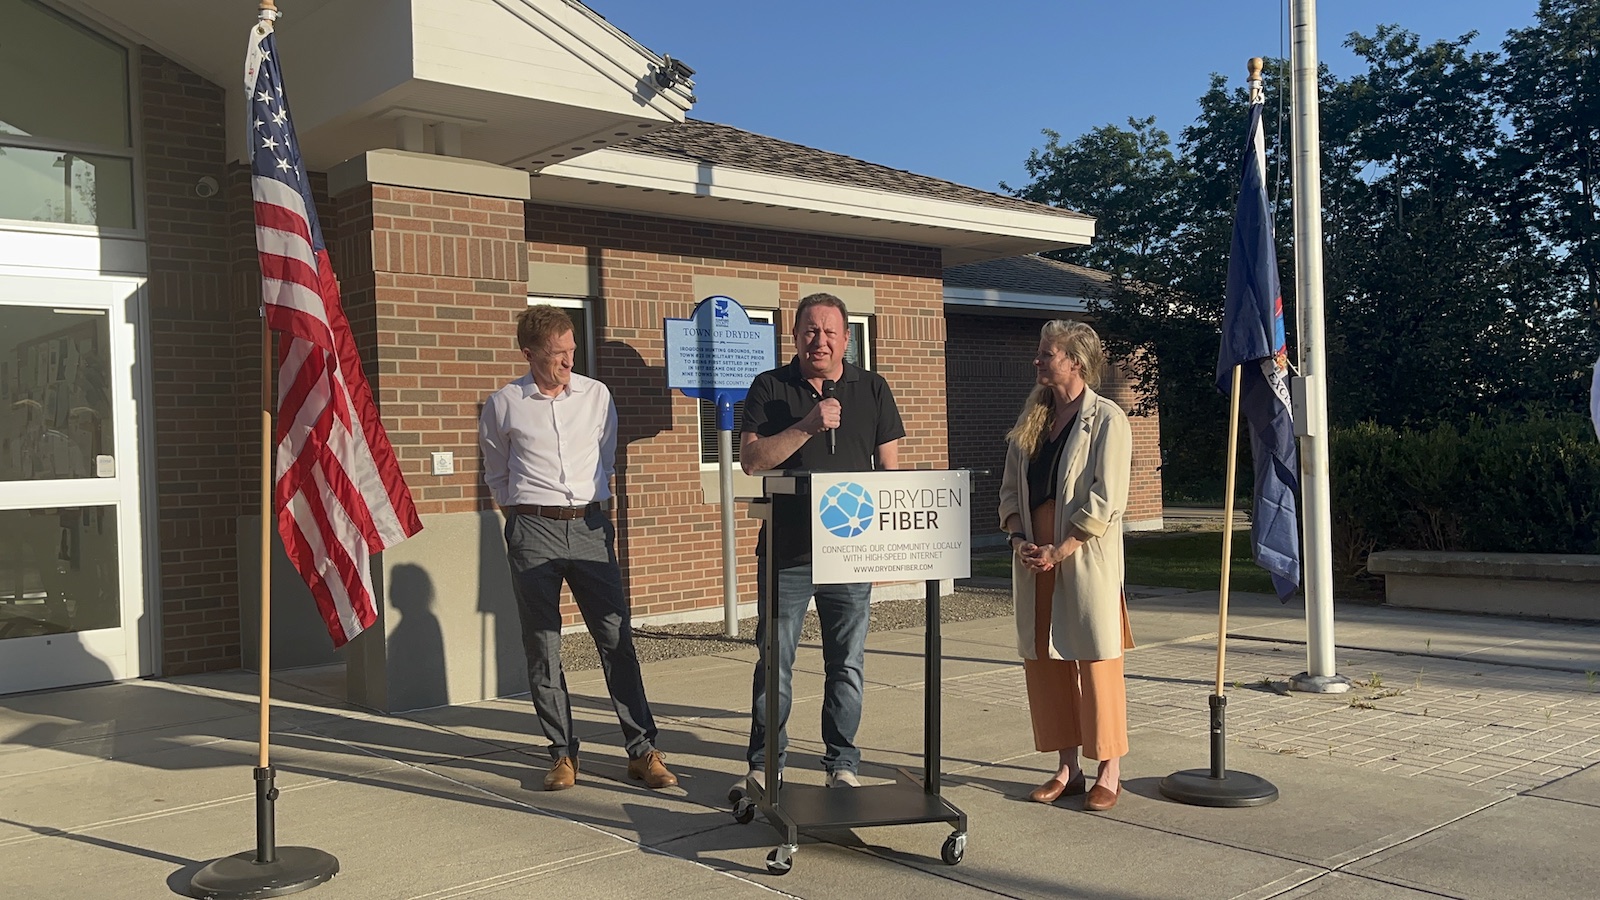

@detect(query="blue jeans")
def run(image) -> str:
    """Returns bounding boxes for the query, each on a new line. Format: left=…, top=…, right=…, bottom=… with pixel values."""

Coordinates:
left=747, top=561, right=872, bottom=774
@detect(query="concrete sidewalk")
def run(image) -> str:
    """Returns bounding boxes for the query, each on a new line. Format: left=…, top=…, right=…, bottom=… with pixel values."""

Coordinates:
left=3, top=588, right=1598, bottom=899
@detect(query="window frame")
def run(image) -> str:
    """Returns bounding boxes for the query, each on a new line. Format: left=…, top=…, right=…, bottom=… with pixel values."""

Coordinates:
left=0, top=0, right=143, bottom=237
left=698, top=307, right=777, bottom=468
left=845, top=313, right=872, bottom=370
left=698, top=310, right=874, bottom=466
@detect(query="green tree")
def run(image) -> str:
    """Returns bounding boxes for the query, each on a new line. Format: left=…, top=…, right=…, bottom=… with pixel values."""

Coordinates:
left=1005, top=117, right=1184, bottom=283
left=1498, top=0, right=1600, bottom=365
left=1009, top=9, right=1594, bottom=498
left=1003, top=117, right=1229, bottom=491
left=1324, top=25, right=1591, bottom=424
left=1321, top=28, right=1525, bottom=425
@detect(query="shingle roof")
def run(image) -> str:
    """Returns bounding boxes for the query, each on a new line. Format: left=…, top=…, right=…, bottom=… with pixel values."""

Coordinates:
left=612, top=120, right=1089, bottom=220
left=943, top=254, right=1116, bottom=299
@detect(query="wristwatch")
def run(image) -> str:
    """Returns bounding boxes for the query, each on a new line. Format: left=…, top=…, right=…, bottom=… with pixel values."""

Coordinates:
left=1008, top=532, right=1028, bottom=545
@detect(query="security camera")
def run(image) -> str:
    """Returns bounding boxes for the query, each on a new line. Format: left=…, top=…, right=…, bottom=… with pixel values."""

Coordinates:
left=654, top=55, right=695, bottom=90
left=195, top=176, right=220, bottom=199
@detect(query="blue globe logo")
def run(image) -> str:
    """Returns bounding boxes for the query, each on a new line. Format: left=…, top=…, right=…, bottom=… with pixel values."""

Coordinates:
left=818, top=482, right=875, bottom=538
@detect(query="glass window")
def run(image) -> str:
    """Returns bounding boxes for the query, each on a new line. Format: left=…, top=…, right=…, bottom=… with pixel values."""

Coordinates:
left=0, top=505, right=120, bottom=639
left=845, top=315, right=871, bottom=369
left=0, top=0, right=131, bottom=148
left=0, top=306, right=114, bottom=481
left=0, top=0, right=135, bottom=231
left=0, top=149, right=135, bottom=228
left=699, top=308, right=785, bottom=465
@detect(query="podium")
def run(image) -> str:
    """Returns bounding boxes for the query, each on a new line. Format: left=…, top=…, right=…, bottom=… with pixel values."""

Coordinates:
left=731, top=470, right=970, bottom=875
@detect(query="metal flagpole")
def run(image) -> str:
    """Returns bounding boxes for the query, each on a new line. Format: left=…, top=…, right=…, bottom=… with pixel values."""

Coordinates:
left=1286, top=0, right=1350, bottom=694
left=718, top=398, right=739, bottom=636
left=189, top=2, right=340, bottom=896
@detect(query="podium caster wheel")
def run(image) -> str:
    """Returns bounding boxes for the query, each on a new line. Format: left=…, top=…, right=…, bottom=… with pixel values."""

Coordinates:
left=727, top=786, right=745, bottom=805
left=766, top=844, right=795, bottom=875
left=732, top=798, right=755, bottom=825
left=941, top=832, right=966, bottom=866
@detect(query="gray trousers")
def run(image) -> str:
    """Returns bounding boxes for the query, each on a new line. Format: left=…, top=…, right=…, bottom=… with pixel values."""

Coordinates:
left=503, top=508, right=658, bottom=760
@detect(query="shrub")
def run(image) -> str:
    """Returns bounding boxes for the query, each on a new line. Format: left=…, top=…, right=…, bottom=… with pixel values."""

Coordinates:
left=1331, top=414, right=1600, bottom=575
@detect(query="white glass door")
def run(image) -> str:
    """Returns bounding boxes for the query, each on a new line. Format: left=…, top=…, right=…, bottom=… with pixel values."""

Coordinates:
left=0, top=273, right=146, bottom=693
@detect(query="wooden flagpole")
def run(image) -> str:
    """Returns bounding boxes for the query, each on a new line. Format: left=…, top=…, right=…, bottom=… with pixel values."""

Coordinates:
left=1215, top=364, right=1243, bottom=697
left=188, top=2, right=340, bottom=894
left=260, top=318, right=272, bottom=774
left=1212, top=56, right=1267, bottom=702
left=1155, top=57, right=1281, bottom=809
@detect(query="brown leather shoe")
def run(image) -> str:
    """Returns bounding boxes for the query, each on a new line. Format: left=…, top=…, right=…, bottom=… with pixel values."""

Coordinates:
left=543, top=756, right=577, bottom=791
left=627, top=750, right=678, bottom=789
left=1027, top=773, right=1087, bottom=803
left=1084, top=782, right=1121, bottom=811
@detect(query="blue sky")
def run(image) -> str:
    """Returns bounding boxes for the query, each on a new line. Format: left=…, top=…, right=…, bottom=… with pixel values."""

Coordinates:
left=590, top=0, right=1543, bottom=194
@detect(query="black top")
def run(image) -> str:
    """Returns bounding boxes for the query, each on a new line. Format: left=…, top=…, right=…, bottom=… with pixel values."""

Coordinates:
left=1028, top=413, right=1077, bottom=511
left=742, top=359, right=906, bottom=569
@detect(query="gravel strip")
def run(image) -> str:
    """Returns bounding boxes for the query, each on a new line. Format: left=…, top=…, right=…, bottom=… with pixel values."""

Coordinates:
left=558, top=585, right=1014, bottom=672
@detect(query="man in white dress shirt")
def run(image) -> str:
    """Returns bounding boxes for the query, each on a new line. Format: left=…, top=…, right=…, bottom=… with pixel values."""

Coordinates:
left=479, top=305, right=677, bottom=791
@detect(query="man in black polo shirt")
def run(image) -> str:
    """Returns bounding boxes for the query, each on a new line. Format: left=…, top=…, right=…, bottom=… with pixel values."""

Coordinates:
left=738, top=292, right=905, bottom=790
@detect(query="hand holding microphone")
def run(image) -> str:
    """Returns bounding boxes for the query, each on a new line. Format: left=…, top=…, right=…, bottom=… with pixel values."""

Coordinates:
left=820, top=379, right=838, bottom=454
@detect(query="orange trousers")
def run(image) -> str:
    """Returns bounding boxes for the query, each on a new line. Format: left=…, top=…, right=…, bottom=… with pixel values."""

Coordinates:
left=1022, top=500, right=1129, bottom=760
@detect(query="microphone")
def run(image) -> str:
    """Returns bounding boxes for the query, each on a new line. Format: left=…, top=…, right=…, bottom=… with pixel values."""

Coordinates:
left=821, top=379, right=837, bottom=454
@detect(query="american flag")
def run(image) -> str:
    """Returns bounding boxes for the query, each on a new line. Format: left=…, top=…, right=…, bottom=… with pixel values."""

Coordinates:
left=245, top=19, right=422, bottom=647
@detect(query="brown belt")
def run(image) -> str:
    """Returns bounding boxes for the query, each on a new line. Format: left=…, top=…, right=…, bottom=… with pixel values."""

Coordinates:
left=509, top=501, right=603, bottom=520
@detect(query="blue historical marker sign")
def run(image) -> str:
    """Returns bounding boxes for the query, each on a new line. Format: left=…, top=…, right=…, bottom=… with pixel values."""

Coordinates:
left=664, top=296, right=777, bottom=429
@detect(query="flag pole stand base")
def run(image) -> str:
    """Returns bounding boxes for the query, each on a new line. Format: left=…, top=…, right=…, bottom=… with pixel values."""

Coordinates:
left=189, top=767, right=338, bottom=899
left=189, top=847, right=339, bottom=899
left=1158, top=695, right=1279, bottom=808
left=1289, top=672, right=1352, bottom=694
left=1159, top=768, right=1280, bottom=808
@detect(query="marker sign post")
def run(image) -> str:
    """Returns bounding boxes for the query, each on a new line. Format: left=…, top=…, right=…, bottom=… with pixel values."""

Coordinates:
left=811, top=470, right=972, bottom=585
left=665, top=296, right=777, bottom=635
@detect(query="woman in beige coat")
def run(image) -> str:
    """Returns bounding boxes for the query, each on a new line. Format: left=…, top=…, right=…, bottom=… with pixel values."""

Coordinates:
left=998, top=320, right=1133, bottom=811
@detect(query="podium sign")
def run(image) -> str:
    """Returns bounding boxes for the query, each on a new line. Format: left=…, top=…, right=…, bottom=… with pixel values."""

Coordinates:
left=811, top=470, right=971, bottom=585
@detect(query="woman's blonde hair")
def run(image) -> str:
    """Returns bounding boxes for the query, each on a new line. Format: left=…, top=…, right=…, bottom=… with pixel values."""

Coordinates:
left=1005, top=320, right=1106, bottom=457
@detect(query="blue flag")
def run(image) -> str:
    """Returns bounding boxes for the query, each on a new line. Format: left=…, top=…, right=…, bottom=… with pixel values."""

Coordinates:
left=1217, top=95, right=1301, bottom=601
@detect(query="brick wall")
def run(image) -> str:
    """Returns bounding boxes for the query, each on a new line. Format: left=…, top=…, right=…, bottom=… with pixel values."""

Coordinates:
left=141, top=49, right=245, bottom=675
left=1096, top=354, right=1164, bottom=527
left=333, top=184, right=530, bottom=523
left=144, top=50, right=355, bottom=675
left=944, top=312, right=1162, bottom=544
left=945, top=313, right=1036, bottom=537
left=516, top=204, right=950, bottom=623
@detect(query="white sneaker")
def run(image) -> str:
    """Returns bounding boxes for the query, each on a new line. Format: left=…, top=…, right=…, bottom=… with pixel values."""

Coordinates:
left=730, top=768, right=769, bottom=801
left=826, top=769, right=861, bottom=788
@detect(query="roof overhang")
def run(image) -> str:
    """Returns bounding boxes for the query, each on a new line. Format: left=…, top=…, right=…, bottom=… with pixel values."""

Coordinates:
left=59, top=0, right=693, bottom=169
left=528, top=149, right=1095, bottom=266
left=943, top=286, right=1090, bottom=315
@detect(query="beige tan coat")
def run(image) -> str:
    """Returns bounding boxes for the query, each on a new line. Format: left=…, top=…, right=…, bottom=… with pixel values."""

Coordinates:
left=997, top=386, right=1133, bottom=661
